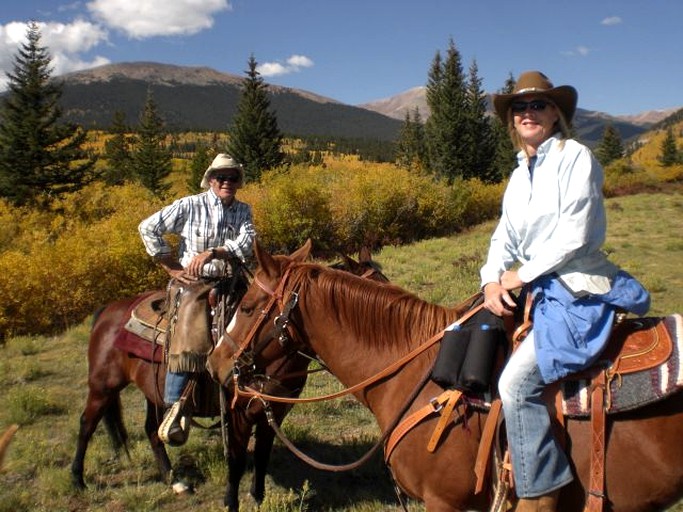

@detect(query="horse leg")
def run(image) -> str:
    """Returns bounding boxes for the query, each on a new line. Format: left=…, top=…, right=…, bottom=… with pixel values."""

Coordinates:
left=250, top=414, right=277, bottom=505
left=143, top=398, right=173, bottom=483
left=71, top=389, right=116, bottom=489
left=224, top=407, right=252, bottom=512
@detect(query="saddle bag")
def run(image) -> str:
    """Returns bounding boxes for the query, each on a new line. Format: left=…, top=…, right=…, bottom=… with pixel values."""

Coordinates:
left=431, top=308, right=507, bottom=393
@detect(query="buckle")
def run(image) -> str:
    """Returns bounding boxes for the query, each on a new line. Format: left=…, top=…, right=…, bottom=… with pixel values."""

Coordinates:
left=429, top=397, right=443, bottom=413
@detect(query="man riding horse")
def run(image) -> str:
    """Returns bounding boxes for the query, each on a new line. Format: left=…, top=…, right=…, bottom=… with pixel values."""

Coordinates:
left=138, top=153, right=255, bottom=446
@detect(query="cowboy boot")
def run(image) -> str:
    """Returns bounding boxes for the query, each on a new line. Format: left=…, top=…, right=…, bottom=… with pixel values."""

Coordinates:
left=515, top=490, right=560, bottom=512
left=537, top=490, right=559, bottom=512
left=515, top=497, right=540, bottom=512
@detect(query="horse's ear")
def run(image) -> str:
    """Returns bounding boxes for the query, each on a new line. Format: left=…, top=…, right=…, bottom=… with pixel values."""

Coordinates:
left=254, top=239, right=277, bottom=276
left=359, top=245, right=372, bottom=264
left=290, top=238, right=312, bottom=263
left=342, top=253, right=360, bottom=271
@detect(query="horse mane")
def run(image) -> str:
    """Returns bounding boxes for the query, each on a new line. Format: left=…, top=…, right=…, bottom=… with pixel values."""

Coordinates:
left=288, top=262, right=460, bottom=355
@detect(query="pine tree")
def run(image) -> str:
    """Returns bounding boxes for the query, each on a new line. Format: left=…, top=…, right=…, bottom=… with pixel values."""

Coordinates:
left=187, top=142, right=211, bottom=194
left=658, top=127, right=679, bottom=167
left=130, top=88, right=172, bottom=197
left=462, top=60, right=497, bottom=181
left=0, top=22, right=96, bottom=206
left=424, top=39, right=469, bottom=183
left=595, top=123, right=624, bottom=167
left=490, top=72, right=517, bottom=180
left=102, top=110, right=134, bottom=185
left=227, top=55, right=284, bottom=181
left=395, top=107, right=426, bottom=170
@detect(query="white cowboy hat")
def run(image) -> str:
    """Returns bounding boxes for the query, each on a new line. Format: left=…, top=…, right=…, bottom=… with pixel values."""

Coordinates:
left=200, top=153, right=244, bottom=188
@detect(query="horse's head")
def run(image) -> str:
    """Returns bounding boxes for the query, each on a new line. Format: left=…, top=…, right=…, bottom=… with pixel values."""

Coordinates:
left=206, top=239, right=313, bottom=387
left=330, top=246, right=390, bottom=283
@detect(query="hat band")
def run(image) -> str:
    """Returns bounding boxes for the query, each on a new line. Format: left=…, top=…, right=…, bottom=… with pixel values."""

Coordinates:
left=515, top=87, right=548, bottom=94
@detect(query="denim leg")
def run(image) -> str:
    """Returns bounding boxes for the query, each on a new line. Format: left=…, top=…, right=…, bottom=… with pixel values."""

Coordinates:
left=498, top=332, right=573, bottom=497
left=164, top=371, right=189, bottom=406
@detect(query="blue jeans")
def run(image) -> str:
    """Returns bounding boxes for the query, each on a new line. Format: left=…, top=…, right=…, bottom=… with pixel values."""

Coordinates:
left=164, top=371, right=190, bottom=406
left=498, top=332, right=573, bottom=497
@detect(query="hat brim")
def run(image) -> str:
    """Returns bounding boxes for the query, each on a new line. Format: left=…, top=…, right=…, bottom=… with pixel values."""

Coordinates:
left=493, top=85, right=578, bottom=124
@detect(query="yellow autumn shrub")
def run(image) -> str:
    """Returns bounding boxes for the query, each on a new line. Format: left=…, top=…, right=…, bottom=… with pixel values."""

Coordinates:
left=0, top=183, right=167, bottom=337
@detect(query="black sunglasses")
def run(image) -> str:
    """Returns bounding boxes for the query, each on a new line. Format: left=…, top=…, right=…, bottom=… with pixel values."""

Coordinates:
left=213, top=174, right=240, bottom=184
left=510, top=100, right=550, bottom=114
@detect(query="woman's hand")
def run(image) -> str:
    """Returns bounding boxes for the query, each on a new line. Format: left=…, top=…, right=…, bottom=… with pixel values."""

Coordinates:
left=501, top=270, right=523, bottom=291
left=483, top=281, right=517, bottom=317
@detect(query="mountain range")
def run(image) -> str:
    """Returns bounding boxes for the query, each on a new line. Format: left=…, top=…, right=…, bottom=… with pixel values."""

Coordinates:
left=51, top=62, right=679, bottom=147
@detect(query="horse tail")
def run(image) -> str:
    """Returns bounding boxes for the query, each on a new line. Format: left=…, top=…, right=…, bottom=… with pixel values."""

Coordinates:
left=102, top=395, right=131, bottom=462
left=0, top=424, right=19, bottom=469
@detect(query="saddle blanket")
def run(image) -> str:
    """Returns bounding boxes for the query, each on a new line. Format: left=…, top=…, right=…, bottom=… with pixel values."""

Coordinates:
left=561, top=314, right=683, bottom=417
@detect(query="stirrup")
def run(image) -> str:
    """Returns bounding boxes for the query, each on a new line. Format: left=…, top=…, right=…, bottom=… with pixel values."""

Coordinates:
left=158, top=400, right=191, bottom=446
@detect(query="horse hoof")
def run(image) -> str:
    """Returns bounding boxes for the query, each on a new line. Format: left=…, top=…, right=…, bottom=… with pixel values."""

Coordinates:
left=172, top=480, right=193, bottom=495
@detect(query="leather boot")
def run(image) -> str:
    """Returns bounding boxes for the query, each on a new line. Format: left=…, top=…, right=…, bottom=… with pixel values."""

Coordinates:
left=515, top=490, right=559, bottom=512
left=537, top=490, right=559, bottom=512
left=515, top=497, right=540, bottom=512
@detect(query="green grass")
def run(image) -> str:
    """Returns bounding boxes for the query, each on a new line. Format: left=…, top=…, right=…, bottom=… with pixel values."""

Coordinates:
left=0, top=192, right=682, bottom=511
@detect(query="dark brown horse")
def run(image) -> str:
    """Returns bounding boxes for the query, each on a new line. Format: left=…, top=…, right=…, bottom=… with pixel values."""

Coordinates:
left=71, top=245, right=388, bottom=511
left=207, top=240, right=683, bottom=512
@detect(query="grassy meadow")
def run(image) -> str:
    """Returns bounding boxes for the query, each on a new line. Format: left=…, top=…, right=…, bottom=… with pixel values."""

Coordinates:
left=0, top=191, right=682, bottom=511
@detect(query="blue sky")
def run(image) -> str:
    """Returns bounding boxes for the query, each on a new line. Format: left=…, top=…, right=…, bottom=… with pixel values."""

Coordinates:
left=1, top=0, right=681, bottom=116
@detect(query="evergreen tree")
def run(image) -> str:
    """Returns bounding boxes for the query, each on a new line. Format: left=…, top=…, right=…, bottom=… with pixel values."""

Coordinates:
left=490, top=72, right=517, bottom=179
left=102, top=110, right=134, bottom=185
left=658, top=127, right=679, bottom=167
left=395, top=107, right=426, bottom=170
left=462, top=60, right=497, bottom=181
left=424, top=39, right=469, bottom=182
left=227, top=55, right=284, bottom=181
left=187, top=142, right=211, bottom=194
left=594, top=123, right=624, bottom=167
left=130, top=88, right=172, bottom=197
left=0, top=21, right=96, bottom=206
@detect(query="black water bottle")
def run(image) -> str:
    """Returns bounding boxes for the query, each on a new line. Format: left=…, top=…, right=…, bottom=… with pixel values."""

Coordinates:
left=431, top=324, right=471, bottom=389
left=458, top=322, right=501, bottom=393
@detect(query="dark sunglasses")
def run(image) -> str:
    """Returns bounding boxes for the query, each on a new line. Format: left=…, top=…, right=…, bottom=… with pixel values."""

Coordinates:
left=213, top=174, right=240, bottom=184
left=510, top=100, right=550, bottom=114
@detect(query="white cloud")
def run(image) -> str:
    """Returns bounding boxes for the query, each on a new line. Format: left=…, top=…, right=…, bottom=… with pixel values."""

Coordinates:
left=258, top=54, right=314, bottom=77
left=562, top=45, right=591, bottom=57
left=601, top=16, right=622, bottom=26
left=0, top=20, right=110, bottom=90
left=87, top=0, right=231, bottom=39
left=286, top=55, right=313, bottom=68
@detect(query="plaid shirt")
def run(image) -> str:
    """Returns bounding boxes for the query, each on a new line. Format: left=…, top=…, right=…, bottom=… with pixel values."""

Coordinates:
left=139, top=189, right=255, bottom=277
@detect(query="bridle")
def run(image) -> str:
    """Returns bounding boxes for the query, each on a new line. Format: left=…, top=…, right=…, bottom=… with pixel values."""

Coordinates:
left=227, top=266, right=309, bottom=400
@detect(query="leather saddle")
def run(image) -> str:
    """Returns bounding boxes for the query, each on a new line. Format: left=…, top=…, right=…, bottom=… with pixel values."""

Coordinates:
left=123, top=290, right=168, bottom=344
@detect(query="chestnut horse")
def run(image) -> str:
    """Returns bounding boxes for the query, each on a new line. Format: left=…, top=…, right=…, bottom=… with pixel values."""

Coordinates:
left=208, top=240, right=683, bottom=512
left=70, top=246, right=388, bottom=511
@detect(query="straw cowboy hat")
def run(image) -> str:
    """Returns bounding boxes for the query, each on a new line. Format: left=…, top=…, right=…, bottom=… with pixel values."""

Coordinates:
left=493, top=71, right=578, bottom=124
left=200, top=153, right=244, bottom=189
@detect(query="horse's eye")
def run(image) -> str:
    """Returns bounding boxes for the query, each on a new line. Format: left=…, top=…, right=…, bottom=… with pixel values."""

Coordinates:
left=240, top=303, right=255, bottom=316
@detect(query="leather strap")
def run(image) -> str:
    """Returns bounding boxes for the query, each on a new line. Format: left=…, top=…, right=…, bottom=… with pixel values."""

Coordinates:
left=584, top=370, right=607, bottom=512
left=385, top=389, right=461, bottom=462
left=427, top=389, right=462, bottom=452
left=474, top=398, right=503, bottom=494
